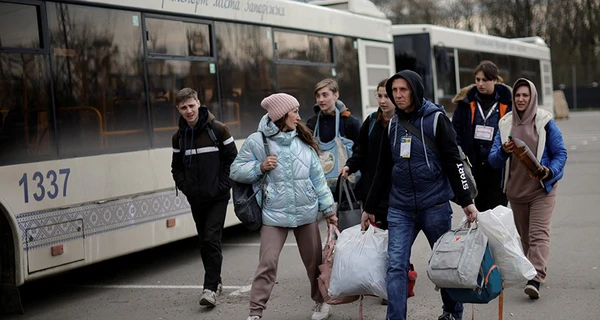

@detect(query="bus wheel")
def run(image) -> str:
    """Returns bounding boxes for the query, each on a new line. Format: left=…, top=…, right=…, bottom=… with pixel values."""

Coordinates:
left=0, top=210, right=23, bottom=315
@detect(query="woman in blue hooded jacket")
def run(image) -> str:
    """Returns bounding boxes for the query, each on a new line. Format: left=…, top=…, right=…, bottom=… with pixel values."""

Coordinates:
left=488, top=78, right=567, bottom=300
left=230, top=93, right=336, bottom=320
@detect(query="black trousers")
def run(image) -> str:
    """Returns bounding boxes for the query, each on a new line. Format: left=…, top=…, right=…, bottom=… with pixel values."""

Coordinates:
left=474, top=162, right=508, bottom=211
left=188, top=198, right=229, bottom=292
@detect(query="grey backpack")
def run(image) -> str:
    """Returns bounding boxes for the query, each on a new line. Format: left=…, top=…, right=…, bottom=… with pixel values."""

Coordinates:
left=427, top=222, right=488, bottom=289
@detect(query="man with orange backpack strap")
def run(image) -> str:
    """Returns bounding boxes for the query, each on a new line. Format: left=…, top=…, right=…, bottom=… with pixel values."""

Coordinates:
left=451, top=61, right=512, bottom=211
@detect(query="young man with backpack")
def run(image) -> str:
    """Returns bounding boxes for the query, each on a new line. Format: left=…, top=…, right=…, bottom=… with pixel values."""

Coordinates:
left=170, top=88, right=238, bottom=307
left=363, top=71, right=479, bottom=320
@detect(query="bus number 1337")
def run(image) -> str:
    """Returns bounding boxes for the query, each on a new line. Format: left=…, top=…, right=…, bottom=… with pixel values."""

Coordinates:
left=18, top=169, right=71, bottom=203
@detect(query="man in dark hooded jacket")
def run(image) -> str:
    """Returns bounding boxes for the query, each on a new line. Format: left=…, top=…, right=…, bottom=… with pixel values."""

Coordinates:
left=171, top=88, right=238, bottom=308
left=362, top=71, right=479, bottom=320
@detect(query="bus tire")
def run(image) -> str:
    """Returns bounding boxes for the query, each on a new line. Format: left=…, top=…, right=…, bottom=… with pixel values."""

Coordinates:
left=0, top=209, right=23, bottom=315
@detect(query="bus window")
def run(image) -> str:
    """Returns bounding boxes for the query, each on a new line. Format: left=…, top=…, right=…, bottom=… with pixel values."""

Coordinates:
left=276, top=64, right=332, bottom=120
left=458, top=50, right=480, bottom=88
left=0, top=2, right=54, bottom=165
left=146, top=18, right=211, bottom=57
left=333, top=36, right=361, bottom=119
left=274, top=31, right=332, bottom=63
left=393, top=34, right=433, bottom=101
left=509, top=56, right=543, bottom=105
left=215, top=22, right=274, bottom=138
left=434, top=46, right=457, bottom=114
left=0, top=54, right=55, bottom=165
left=0, top=2, right=41, bottom=49
left=47, top=4, right=148, bottom=157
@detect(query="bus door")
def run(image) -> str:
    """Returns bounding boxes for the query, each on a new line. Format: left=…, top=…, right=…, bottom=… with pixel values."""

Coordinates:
left=357, top=40, right=395, bottom=120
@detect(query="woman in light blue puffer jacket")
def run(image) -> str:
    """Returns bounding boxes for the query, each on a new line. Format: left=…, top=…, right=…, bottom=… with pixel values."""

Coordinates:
left=230, top=93, right=336, bottom=320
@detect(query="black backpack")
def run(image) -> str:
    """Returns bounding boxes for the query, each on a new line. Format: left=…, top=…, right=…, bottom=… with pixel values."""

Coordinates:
left=231, top=133, right=270, bottom=231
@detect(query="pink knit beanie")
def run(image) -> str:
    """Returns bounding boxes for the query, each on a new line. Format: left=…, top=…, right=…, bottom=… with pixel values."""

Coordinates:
left=261, top=93, right=299, bottom=122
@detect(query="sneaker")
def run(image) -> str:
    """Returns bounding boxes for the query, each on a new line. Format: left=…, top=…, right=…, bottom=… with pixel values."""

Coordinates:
left=525, top=280, right=540, bottom=299
left=438, top=312, right=461, bottom=320
left=199, top=289, right=217, bottom=307
left=246, top=316, right=261, bottom=320
left=217, top=283, right=223, bottom=296
left=311, top=302, right=331, bottom=320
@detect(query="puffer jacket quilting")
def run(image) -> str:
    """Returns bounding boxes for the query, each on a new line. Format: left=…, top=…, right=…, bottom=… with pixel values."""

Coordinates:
left=230, top=114, right=334, bottom=228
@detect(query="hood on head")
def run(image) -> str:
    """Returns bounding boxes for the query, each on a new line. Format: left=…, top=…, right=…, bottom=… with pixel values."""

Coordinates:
left=451, top=83, right=513, bottom=104
left=512, top=78, right=538, bottom=125
left=386, top=70, right=425, bottom=113
left=312, top=99, right=348, bottom=114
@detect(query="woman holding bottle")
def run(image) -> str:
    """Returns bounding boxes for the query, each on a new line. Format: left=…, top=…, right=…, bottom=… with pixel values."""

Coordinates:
left=488, top=78, right=567, bottom=300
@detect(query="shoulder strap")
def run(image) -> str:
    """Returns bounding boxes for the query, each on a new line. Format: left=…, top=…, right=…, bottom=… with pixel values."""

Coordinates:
left=433, top=112, right=441, bottom=137
left=261, top=132, right=270, bottom=156
left=341, top=114, right=349, bottom=138
left=258, top=132, right=271, bottom=207
left=368, top=112, right=377, bottom=136
left=397, top=117, right=440, bottom=155
left=206, top=120, right=219, bottom=148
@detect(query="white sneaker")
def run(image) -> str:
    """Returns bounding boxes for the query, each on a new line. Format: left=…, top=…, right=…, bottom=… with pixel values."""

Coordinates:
left=217, top=283, right=223, bottom=296
left=311, top=302, right=331, bottom=320
left=199, top=289, right=217, bottom=307
left=246, top=316, right=261, bottom=320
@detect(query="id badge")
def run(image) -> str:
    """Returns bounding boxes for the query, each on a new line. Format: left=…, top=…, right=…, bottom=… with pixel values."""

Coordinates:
left=400, top=136, right=411, bottom=158
left=474, top=125, right=494, bottom=141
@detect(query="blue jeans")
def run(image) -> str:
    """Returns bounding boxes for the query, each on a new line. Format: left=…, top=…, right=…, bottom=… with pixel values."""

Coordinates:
left=386, top=203, right=463, bottom=320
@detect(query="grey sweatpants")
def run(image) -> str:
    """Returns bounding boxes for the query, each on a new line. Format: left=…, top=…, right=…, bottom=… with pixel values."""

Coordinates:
left=510, top=186, right=557, bottom=283
left=249, top=221, right=324, bottom=317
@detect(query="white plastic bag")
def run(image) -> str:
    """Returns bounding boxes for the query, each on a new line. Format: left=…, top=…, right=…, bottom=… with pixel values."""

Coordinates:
left=328, top=224, right=388, bottom=299
left=476, top=205, right=537, bottom=287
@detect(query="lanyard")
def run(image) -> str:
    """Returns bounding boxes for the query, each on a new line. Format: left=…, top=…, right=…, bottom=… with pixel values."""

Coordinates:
left=476, top=102, right=498, bottom=126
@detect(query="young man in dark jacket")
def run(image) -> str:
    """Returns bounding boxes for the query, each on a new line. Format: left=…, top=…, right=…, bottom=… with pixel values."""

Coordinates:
left=451, top=60, right=512, bottom=211
left=171, top=88, right=238, bottom=307
left=362, top=71, right=479, bottom=320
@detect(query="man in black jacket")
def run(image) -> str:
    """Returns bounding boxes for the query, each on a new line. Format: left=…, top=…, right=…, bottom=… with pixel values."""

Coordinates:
left=171, top=88, right=238, bottom=307
left=362, top=71, right=478, bottom=320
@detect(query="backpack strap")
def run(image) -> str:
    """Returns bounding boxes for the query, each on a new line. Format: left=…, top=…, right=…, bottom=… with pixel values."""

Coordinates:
left=368, top=112, right=378, bottom=136
left=397, top=117, right=440, bottom=155
left=433, top=111, right=441, bottom=137
left=340, top=113, right=349, bottom=138
left=206, top=120, right=219, bottom=148
left=261, top=132, right=270, bottom=156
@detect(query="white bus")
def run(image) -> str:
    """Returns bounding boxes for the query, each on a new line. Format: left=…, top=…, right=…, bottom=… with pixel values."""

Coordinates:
left=391, top=24, right=554, bottom=116
left=0, top=0, right=396, bottom=312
